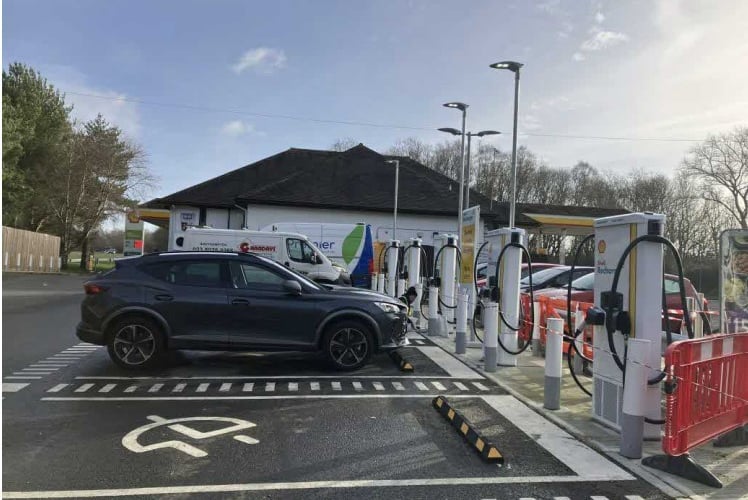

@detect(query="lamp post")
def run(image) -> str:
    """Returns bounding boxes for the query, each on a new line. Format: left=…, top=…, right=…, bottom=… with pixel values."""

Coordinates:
left=438, top=128, right=501, bottom=209
left=489, top=60, right=523, bottom=228
left=385, top=159, right=399, bottom=240
left=442, top=102, right=468, bottom=240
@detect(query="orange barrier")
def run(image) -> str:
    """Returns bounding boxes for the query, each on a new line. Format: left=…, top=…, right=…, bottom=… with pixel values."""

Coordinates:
left=531, top=295, right=594, bottom=358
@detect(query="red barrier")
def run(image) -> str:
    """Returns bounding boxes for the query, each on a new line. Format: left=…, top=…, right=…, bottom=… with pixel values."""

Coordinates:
left=534, top=295, right=595, bottom=358
left=663, top=332, right=748, bottom=456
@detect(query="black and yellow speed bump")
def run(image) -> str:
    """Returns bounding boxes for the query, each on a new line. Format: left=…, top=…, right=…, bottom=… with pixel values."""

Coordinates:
left=432, top=396, right=504, bottom=463
left=389, top=349, right=414, bottom=372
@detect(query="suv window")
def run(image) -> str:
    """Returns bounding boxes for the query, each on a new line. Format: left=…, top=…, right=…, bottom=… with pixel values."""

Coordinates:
left=287, top=238, right=315, bottom=263
left=229, top=261, right=286, bottom=290
left=141, top=260, right=226, bottom=288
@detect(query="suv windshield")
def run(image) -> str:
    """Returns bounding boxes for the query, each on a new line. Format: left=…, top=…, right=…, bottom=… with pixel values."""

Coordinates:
left=570, top=272, right=594, bottom=290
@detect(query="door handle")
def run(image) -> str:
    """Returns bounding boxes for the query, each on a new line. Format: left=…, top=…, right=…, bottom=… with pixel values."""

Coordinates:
left=231, top=298, right=250, bottom=306
left=154, top=294, right=174, bottom=302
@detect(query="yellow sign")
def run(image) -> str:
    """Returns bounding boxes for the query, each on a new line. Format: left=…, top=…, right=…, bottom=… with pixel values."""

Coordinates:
left=460, top=206, right=480, bottom=283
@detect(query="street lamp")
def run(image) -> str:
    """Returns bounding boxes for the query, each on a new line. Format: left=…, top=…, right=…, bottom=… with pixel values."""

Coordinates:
left=442, top=102, right=468, bottom=240
left=490, top=60, right=523, bottom=228
left=385, top=159, right=400, bottom=240
left=439, top=128, right=501, bottom=209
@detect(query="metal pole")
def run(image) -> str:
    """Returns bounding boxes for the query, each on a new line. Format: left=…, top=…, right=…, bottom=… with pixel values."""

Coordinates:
left=465, top=133, right=472, bottom=210
left=392, top=160, right=400, bottom=240
left=458, top=110, right=466, bottom=241
left=509, top=68, right=520, bottom=228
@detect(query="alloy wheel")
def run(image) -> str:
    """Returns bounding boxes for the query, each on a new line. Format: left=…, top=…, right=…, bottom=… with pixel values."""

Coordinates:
left=112, top=324, right=156, bottom=366
left=329, top=327, right=368, bottom=368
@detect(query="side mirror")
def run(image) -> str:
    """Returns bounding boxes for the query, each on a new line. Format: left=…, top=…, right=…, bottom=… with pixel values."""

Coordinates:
left=283, top=280, right=302, bottom=296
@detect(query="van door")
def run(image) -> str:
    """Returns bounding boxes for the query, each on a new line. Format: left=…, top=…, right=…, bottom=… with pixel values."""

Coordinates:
left=284, top=237, right=318, bottom=278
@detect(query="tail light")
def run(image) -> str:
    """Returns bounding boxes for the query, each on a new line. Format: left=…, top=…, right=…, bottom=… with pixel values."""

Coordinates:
left=84, top=283, right=108, bottom=295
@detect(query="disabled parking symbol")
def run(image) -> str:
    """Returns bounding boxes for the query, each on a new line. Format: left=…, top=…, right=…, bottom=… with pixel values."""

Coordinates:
left=122, top=415, right=259, bottom=458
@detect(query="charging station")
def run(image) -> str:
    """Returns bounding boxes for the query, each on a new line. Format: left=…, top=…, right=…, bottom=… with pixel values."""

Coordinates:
left=433, top=234, right=459, bottom=327
left=406, top=238, right=424, bottom=328
left=593, top=213, right=665, bottom=438
left=386, top=240, right=401, bottom=298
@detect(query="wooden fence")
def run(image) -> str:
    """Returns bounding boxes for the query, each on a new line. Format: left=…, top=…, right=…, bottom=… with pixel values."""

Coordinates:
left=2, top=226, right=61, bottom=273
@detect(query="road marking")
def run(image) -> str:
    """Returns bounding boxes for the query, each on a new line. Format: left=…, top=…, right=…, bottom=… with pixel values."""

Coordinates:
left=352, top=382, right=363, bottom=391
left=30, top=364, right=66, bottom=368
left=99, top=384, right=117, bottom=393
left=16, top=371, right=53, bottom=375
left=74, top=375, right=475, bottom=380
left=148, top=384, right=164, bottom=393
left=242, top=383, right=254, bottom=392
left=124, top=385, right=138, bottom=393
left=453, top=382, right=469, bottom=391
left=372, top=382, right=385, bottom=391
left=0, top=475, right=640, bottom=498
left=196, top=383, right=209, bottom=393
left=414, top=381, right=429, bottom=391
left=47, top=384, right=69, bottom=393
left=4, top=376, right=42, bottom=380
left=553, top=497, right=571, bottom=500
left=481, top=396, right=633, bottom=480
left=415, top=346, right=484, bottom=379
left=590, top=497, right=609, bottom=500
left=431, top=381, right=446, bottom=391
left=392, top=382, right=405, bottom=391
left=173, top=383, right=186, bottom=393
left=265, top=382, right=275, bottom=392
left=74, top=384, right=94, bottom=393
left=625, top=496, right=645, bottom=500
left=310, top=382, right=320, bottom=391
left=42, top=394, right=480, bottom=402
left=3, top=383, right=29, bottom=392
left=288, top=382, right=298, bottom=392
left=220, top=383, right=232, bottom=392
left=472, top=382, right=490, bottom=391
left=331, top=382, right=342, bottom=391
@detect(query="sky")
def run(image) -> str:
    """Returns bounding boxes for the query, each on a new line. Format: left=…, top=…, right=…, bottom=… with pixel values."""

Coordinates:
left=3, top=0, right=748, bottom=202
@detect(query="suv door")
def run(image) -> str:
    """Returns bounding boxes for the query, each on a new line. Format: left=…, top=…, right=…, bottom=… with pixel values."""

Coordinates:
left=140, top=258, right=231, bottom=348
left=226, top=259, right=325, bottom=348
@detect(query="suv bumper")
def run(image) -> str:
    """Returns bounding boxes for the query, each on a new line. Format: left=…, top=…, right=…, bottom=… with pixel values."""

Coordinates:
left=378, top=312, right=408, bottom=349
left=76, top=322, right=106, bottom=345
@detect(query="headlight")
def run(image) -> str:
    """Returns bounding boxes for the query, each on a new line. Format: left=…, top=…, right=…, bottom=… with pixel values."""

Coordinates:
left=375, top=302, right=401, bottom=314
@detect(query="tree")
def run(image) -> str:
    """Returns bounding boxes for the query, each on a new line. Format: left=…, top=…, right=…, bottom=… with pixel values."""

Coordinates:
left=330, top=138, right=359, bottom=152
left=682, top=127, right=748, bottom=228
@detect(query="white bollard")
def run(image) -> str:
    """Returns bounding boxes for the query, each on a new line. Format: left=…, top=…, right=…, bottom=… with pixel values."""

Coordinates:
left=49, top=256, right=54, bottom=270
left=428, top=286, right=443, bottom=337
left=17, top=253, right=21, bottom=269
left=377, top=273, right=385, bottom=294
left=620, top=338, right=651, bottom=459
left=455, top=292, right=468, bottom=354
left=39, top=255, right=43, bottom=269
left=371, top=273, right=378, bottom=291
left=544, top=317, right=564, bottom=410
left=4, top=252, right=8, bottom=269
left=397, top=278, right=406, bottom=298
left=57, top=257, right=62, bottom=271
left=532, top=301, right=542, bottom=357
left=29, top=254, right=33, bottom=271
left=483, top=302, right=499, bottom=372
left=413, top=282, right=423, bottom=329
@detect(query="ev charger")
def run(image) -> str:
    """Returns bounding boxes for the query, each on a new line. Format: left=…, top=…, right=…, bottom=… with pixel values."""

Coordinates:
left=386, top=240, right=401, bottom=298
left=440, top=235, right=459, bottom=326
left=484, top=228, right=525, bottom=367
left=593, top=212, right=665, bottom=438
left=407, top=238, right=424, bottom=327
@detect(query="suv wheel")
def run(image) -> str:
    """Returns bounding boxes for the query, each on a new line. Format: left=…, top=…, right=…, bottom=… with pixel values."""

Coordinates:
left=107, top=316, right=165, bottom=370
left=323, top=321, right=373, bottom=371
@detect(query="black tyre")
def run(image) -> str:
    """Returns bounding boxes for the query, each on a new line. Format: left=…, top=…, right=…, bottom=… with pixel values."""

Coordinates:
left=106, top=316, right=165, bottom=370
left=323, top=320, right=374, bottom=371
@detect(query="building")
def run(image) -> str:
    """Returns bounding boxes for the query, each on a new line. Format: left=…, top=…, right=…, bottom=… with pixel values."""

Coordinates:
left=141, top=144, right=625, bottom=255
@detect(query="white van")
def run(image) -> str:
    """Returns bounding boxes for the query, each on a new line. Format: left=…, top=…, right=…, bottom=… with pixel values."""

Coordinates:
left=173, top=227, right=350, bottom=284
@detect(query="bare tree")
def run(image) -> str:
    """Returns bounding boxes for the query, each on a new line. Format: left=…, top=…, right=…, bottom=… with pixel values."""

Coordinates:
left=330, top=138, right=359, bottom=152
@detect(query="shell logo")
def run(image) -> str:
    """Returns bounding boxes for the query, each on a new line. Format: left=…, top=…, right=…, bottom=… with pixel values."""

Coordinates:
left=239, top=242, right=250, bottom=253
left=598, top=240, right=606, bottom=254
left=127, top=211, right=140, bottom=223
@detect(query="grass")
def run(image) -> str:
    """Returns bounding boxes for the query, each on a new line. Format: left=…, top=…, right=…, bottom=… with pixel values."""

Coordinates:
left=64, top=251, right=122, bottom=274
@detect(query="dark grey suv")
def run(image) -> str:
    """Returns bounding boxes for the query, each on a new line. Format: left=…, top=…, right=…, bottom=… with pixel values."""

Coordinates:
left=77, top=252, right=407, bottom=371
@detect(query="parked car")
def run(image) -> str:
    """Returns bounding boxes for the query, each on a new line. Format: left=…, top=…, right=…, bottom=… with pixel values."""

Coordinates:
left=519, top=265, right=593, bottom=293
left=76, top=251, right=407, bottom=371
left=475, top=262, right=560, bottom=289
left=103, top=248, right=118, bottom=254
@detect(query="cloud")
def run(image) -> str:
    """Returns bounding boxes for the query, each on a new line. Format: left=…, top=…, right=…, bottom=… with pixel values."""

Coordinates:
left=221, top=120, right=256, bottom=137
left=572, top=52, right=586, bottom=61
left=580, top=28, right=629, bottom=51
left=536, top=0, right=561, bottom=14
left=558, top=21, right=574, bottom=38
left=231, top=47, right=287, bottom=74
left=595, top=11, right=605, bottom=23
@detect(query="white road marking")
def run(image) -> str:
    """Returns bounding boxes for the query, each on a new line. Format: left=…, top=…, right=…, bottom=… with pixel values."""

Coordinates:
left=30, top=364, right=66, bottom=368
left=481, top=396, right=634, bottom=480
left=0, top=475, right=639, bottom=498
left=220, top=383, right=232, bottom=392
left=4, top=376, right=42, bottom=380
left=74, top=384, right=94, bottom=393
left=431, top=381, right=446, bottom=391
left=173, top=383, right=187, bottom=393
left=16, top=371, right=53, bottom=375
left=47, top=384, right=69, bottom=393
left=3, top=383, right=29, bottom=392
left=519, top=498, right=536, bottom=500
left=265, top=382, right=275, bottom=392
left=415, top=346, right=484, bottom=379
left=414, top=381, right=429, bottom=391
left=590, top=497, right=609, bottom=500
left=372, top=382, right=385, bottom=391
left=472, top=382, right=490, bottom=391
left=99, top=384, right=116, bottom=393
left=392, top=382, right=405, bottom=391
left=42, top=394, right=478, bottom=402
left=148, top=384, right=164, bottom=393
left=352, top=382, right=363, bottom=390
left=124, top=385, right=138, bottom=393
left=625, top=496, right=645, bottom=500
left=242, top=383, right=254, bottom=392
left=553, top=497, right=571, bottom=500
left=75, top=375, right=473, bottom=380
left=331, top=381, right=342, bottom=391
left=288, top=382, right=298, bottom=392
left=196, top=383, right=209, bottom=393
left=453, top=382, right=469, bottom=391
left=310, top=382, right=320, bottom=391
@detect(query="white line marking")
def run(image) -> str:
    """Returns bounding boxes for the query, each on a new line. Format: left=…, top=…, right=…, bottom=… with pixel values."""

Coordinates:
left=4, top=376, right=42, bottom=380
left=553, top=497, right=571, bottom=500
left=42, top=394, right=478, bottom=402
left=590, top=497, right=609, bottom=500
left=124, top=385, right=138, bottom=393
left=310, top=382, right=320, bottom=391
left=625, top=496, right=645, bottom=500
left=0, top=475, right=639, bottom=498
left=24, top=367, right=58, bottom=371
left=49, top=357, right=84, bottom=361
left=481, top=396, right=634, bottom=480
left=392, top=382, right=405, bottom=391
left=196, top=383, right=209, bottom=393
left=352, top=382, right=363, bottom=390
left=74, top=375, right=473, bottom=380
left=220, top=383, right=232, bottom=392
left=472, top=382, right=490, bottom=391
left=173, top=383, right=186, bottom=393
left=99, top=384, right=116, bottom=393
left=414, top=381, right=429, bottom=391
left=3, top=383, right=29, bottom=392
left=16, top=371, right=52, bottom=375
left=265, top=382, right=275, bottom=392
left=148, top=384, right=164, bottom=393
left=30, top=364, right=66, bottom=368
left=36, top=360, right=71, bottom=364
left=453, top=382, right=469, bottom=391
left=331, top=381, right=342, bottom=391
left=47, top=384, right=69, bottom=393
left=372, top=382, right=385, bottom=391
left=519, top=498, right=536, bottom=500
left=288, top=382, right=298, bottom=392
left=415, top=346, right=484, bottom=379
left=242, top=383, right=254, bottom=392
left=74, top=383, right=94, bottom=393
left=431, top=381, right=446, bottom=391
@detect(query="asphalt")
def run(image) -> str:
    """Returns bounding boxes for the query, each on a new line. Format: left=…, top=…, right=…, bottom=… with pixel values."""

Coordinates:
left=2, top=273, right=673, bottom=499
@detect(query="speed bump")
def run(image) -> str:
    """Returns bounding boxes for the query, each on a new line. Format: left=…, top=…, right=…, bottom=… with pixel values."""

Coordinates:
left=432, top=396, right=504, bottom=463
left=389, top=349, right=414, bottom=372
